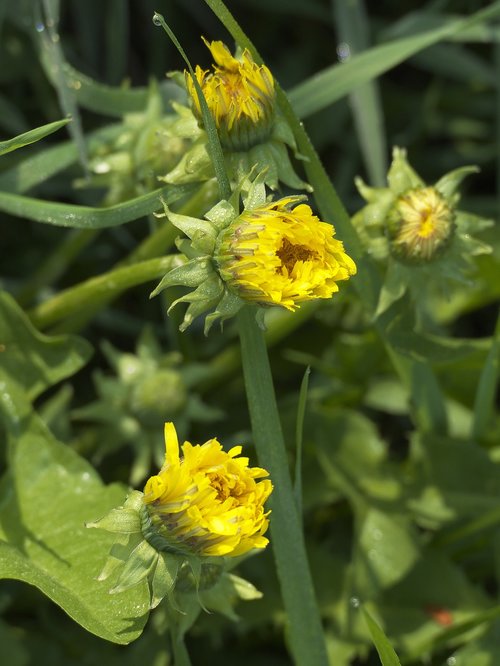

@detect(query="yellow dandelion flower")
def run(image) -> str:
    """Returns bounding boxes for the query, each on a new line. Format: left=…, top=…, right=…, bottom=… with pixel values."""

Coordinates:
left=387, top=186, right=455, bottom=263
left=186, top=38, right=275, bottom=150
left=215, top=197, right=357, bottom=310
left=143, top=422, right=273, bottom=557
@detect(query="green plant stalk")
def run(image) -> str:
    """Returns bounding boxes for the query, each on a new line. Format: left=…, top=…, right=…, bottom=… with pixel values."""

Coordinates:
left=17, top=228, right=99, bottom=306
left=28, top=255, right=179, bottom=329
left=238, top=306, right=329, bottom=666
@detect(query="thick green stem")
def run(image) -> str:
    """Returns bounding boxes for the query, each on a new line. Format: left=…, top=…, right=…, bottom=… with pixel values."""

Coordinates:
left=28, top=255, right=179, bottom=330
left=237, top=306, right=329, bottom=666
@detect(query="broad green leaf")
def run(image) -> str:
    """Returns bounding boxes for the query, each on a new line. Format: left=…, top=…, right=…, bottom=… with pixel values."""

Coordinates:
left=449, top=622, right=500, bottom=666
left=362, top=607, right=402, bottom=666
left=288, top=3, right=500, bottom=119
left=314, top=409, right=401, bottom=504
left=0, top=118, right=70, bottom=157
left=0, top=413, right=149, bottom=644
left=409, top=434, right=500, bottom=529
left=381, top=549, right=488, bottom=656
left=356, top=509, right=420, bottom=592
left=0, top=290, right=91, bottom=403
left=0, top=182, right=197, bottom=228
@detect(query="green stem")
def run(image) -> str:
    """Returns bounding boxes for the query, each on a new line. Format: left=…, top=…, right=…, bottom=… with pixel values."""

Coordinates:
left=17, top=228, right=99, bottom=306
left=170, top=631, right=192, bottom=666
left=28, top=255, right=179, bottom=330
left=237, top=306, right=329, bottom=666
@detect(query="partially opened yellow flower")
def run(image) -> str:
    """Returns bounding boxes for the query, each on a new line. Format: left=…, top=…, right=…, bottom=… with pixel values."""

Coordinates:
left=186, top=38, right=275, bottom=151
left=216, top=197, right=357, bottom=310
left=387, top=186, right=454, bottom=263
left=164, top=38, right=308, bottom=190
left=143, top=423, right=273, bottom=557
left=151, top=177, right=357, bottom=332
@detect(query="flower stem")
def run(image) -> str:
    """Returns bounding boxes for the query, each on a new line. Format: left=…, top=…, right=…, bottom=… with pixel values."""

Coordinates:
left=237, top=306, right=329, bottom=666
left=28, top=255, right=180, bottom=330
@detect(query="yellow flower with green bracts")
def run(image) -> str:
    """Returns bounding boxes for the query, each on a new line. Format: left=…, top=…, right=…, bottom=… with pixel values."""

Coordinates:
left=216, top=197, right=357, bottom=310
left=163, top=40, right=309, bottom=190
left=387, top=186, right=454, bottom=264
left=186, top=38, right=275, bottom=151
left=143, top=423, right=272, bottom=557
left=151, top=176, right=357, bottom=332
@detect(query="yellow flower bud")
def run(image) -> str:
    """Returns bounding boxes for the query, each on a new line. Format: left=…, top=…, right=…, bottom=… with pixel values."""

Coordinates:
left=186, top=38, right=275, bottom=151
left=387, top=186, right=455, bottom=264
left=215, top=197, right=357, bottom=310
left=143, top=423, right=273, bottom=557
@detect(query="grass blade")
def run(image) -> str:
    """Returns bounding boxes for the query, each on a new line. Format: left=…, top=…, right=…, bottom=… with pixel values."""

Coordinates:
left=362, top=607, right=402, bottom=666
left=0, top=118, right=70, bottom=157
left=0, top=183, right=197, bottom=228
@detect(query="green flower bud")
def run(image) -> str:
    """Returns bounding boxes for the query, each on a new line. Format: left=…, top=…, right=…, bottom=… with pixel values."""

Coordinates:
left=386, top=186, right=455, bottom=265
left=129, top=369, right=187, bottom=427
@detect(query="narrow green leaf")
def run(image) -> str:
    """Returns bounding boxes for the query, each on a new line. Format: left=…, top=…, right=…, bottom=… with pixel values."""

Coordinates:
left=332, top=0, right=387, bottom=186
left=471, top=314, right=500, bottom=440
left=294, top=366, right=310, bottom=515
left=0, top=124, right=123, bottom=194
left=38, top=0, right=88, bottom=170
left=289, top=2, right=500, bottom=119
left=238, top=306, right=329, bottom=666
left=362, top=607, right=402, bottom=666
left=0, top=118, right=70, bottom=157
left=0, top=183, right=197, bottom=228
left=152, top=12, right=231, bottom=200
left=60, top=63, right=184, bottom=117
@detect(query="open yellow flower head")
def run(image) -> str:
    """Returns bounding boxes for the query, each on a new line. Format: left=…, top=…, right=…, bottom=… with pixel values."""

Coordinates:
left=387, top=186, right=454, bottom=264
left=186, top=38, right=275, bottom=151
left=151, top=177, right=357, bottom=332
left=215, top=197, right=357, bottom=310
left=143, top=423, right=273, bottom=557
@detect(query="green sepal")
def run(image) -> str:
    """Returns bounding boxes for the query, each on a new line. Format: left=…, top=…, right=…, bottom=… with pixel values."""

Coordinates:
left=150, top=257, right=214, bottom=295
left=435, top=165, right=480, bottom=202
left=96, top=539, right=137, bottom=582
left=86, top=507, right=142, bottom=534
left=87, top=490, right=145, bottom=534
left=168, top=275, right=225, bottom=332
left=204, top=289, right=243, bottom=334
left=162, top=140, right=212, bottom=184
left=204, top=199, right=237, bottom=231
left=387, top=146, right=424, bottom=193
left=199, top=572, right=262, bottom=621
left=151, top=552, right=180, bottom=609
left=273, top=110, right=299, bottom=149
left=162, top=205, right=216, bottom=244
left=111, top=539, right=159, bottom=593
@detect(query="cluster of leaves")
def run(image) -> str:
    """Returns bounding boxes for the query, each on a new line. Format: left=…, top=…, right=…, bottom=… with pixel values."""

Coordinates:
left=1, top=1, right=499, bottom=665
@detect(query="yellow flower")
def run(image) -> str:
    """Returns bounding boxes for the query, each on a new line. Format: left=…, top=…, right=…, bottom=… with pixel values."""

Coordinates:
left=186, top=38, right=275, bottom=151
left=143, top=423, right=272, bottom=557
left=215, top=197, right=357, bottom=310
left=387, top=186, right=455, bottom=264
